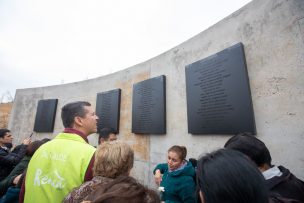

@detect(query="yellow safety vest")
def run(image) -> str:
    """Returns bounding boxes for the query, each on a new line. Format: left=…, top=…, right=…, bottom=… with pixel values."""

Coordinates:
left=24, top=133, right=95, bottom=203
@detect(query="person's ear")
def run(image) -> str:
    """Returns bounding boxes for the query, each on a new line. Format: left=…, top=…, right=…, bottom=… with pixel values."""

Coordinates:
left=258, top=163, right=270, bottom=172
left=74, top=116, right=83, bottom=127
left=99, top=137, right=105, bottom=144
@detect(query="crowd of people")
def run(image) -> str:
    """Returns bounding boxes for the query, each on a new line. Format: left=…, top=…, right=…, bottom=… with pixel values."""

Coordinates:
left=0, top=100, right=303, bottom=203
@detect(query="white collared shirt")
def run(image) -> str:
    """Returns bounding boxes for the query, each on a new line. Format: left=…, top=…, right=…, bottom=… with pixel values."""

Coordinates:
left=262, top=165, right=283, bottom=180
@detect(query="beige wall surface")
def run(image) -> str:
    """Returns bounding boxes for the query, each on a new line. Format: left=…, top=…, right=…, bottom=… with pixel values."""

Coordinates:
left=0, top=102, right=13, bottom=128
left=9, top=0, right=304, bottom=186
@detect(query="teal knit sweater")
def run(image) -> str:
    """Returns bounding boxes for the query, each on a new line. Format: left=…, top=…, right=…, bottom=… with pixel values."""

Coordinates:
left=154, top=162, right=196, bottom=203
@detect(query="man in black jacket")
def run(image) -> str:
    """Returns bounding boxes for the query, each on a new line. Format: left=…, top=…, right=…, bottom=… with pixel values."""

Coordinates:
left=0, top=129, right=30, bottom=181
left=224, top=133, right=304, bottom=202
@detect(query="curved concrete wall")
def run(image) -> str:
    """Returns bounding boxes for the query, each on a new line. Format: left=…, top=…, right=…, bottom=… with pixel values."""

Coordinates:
left=9, top=0, right=304, bottom=186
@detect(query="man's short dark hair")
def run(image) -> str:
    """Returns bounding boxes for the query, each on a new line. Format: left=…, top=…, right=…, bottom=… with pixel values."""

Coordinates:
left=61, top=101, right=91, bottom=128
left=224, top=132, right=272, bottom=167
left=0, top=129, right=10, bottom=138
left=98, top=127, right=115, bottom=144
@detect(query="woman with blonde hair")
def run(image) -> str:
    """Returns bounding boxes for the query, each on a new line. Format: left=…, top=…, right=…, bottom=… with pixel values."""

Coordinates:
left=63, top=141, right=134, bottom=203
left=153, top=145, right=196, bottom=203
left=81, top=176, right=160, bottom=203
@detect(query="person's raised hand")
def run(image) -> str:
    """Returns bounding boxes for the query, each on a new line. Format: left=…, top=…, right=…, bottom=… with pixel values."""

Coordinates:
left=154, top=169, right=162, bottom=186
left=22, top=137, right=31, bottom=145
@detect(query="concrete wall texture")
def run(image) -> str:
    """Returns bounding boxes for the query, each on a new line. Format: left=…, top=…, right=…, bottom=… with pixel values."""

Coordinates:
left=9, top=0, right=304, bottom=186
left=0, top=102, right=13, bottom=128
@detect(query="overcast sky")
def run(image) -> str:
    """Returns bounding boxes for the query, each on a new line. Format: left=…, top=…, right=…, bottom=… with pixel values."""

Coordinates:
left=0, top=0, right=251, bottom=102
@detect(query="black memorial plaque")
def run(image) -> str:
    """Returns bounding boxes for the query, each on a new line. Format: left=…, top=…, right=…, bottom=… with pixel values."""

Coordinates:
left=96, top=89, right=121, bottom=133
left=185, top=43, right=256, bottom=134
left=34, top=99, right=58, bottom=132
left=132, top=75, right=166, bottom=134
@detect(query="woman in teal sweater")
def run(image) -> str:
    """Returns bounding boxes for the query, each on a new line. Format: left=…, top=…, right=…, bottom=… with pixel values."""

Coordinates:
left=153, top=145, right=196, bottom=203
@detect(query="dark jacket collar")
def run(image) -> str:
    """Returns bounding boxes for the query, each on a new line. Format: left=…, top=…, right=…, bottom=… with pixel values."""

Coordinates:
left=266, top=165, right=291, bottom=189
